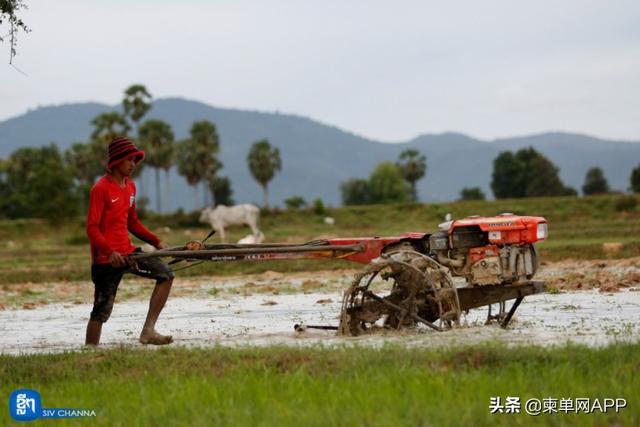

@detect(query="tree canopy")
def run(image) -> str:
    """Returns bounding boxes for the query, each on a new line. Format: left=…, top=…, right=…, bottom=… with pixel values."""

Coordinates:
left=0, top=145, right=78, bottom=221
left=396, top=149, right=427, bottom=202
left=459, top=187, right=486, bottom=201
left=139, top=119, right=175, bottom=211
left=491, top=151, right=524, bottom=199
left=284, top=196, right=306, bottom=209
left=524, top=153, right=571, bottom=197
left=247, top=139, right=282, bottom=209
left=341, top=162, right=411, bottom=205
left=91, top=112, right=131, bottom=146
left=176, top=120, right=222, bottom=208
left=341, top=178, right=372, bottom=205
left=208, top=176, right=234, bottom=206
left=122, top=84, right=152, bottom=129
left=64, top=142, right=104, bottom=185
left=582, top=167, right=610, bottom=195
left=369, top=162, right=410, bottom=204
left=491, top=147, right=576, bottom=198
left=630, top=165, right=640, bottom=193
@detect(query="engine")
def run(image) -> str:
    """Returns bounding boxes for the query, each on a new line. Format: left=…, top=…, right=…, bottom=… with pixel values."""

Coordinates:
left=428, top=213, right=548, bottom=286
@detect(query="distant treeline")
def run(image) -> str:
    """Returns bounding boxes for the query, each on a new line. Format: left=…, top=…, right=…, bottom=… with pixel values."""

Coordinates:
left=339, top=146, right=640, bottom=205
left=1, top=84, right=640, bottom=222
left=0, top=85, right=282, bottom=221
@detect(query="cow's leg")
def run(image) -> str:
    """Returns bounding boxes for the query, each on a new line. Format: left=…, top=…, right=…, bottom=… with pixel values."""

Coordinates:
left=211, top=223, right=225, bottom=243
left=248, top=219, right=260, bottom=237
left=218, top=226, right=226, bottom=243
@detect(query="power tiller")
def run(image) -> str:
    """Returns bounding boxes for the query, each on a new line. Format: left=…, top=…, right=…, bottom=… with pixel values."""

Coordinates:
left=130, top=213, right=548, bottom=335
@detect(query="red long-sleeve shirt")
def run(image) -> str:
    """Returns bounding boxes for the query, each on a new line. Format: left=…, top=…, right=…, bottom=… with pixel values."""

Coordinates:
left=86, top=174, right=160, bottom=264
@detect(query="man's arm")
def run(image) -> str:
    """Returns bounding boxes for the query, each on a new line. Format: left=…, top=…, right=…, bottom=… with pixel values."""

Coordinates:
left=86, top=185, right=115, bottom=257
left=127, top=202, right=164, bottom=248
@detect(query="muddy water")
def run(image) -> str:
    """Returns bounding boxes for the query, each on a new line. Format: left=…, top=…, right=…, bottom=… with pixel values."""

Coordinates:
left=1, top=286, right=639, bottom=355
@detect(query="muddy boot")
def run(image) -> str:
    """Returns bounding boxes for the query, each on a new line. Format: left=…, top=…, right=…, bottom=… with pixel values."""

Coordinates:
left=139, top=330, right=173, bottom=345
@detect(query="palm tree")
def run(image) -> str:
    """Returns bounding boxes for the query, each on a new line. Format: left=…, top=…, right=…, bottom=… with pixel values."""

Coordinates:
left=191, top=121, right=222, bottom=206
left=157, top=142, right=176, bottom=212
left=177, top=121, right=222, bottom=209
left=396, top=149, right=427, bottom=202
left=122, top=84, right=152, bottom=133
left=247, top=139, right=282, bottom=209
left=89, top=112, right=131, bottom=177
left=91, top=112, right=131, bottom=145
left=65, top=142, right=104, bottom=185
left=65, top=142, right=106, bottom=211
left=176, top=139, right=200, bottom=207
left=138, top=119, right=175, bottom=212
left=122, top=85, right=153, bottom=197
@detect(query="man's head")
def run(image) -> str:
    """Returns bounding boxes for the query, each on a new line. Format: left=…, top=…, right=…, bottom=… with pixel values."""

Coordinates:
left=112, top=156, right=137, bottom=177
left=107, top=137, right=145, bottom=176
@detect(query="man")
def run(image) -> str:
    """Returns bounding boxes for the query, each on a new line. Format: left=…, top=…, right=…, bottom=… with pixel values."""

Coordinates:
left=85, top=136, right=174, bottom=346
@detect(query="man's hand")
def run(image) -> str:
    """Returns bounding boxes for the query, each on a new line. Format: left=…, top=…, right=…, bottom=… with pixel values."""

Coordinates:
left=156, top=241, right=169, bottom=250
left=185, top=240, right=204, bottom=251
left=108, top=251, right=126, bottom=268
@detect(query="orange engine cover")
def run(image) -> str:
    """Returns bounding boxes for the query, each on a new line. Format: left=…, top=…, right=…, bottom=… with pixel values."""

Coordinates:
left=449, top=214, right=547, bottom=245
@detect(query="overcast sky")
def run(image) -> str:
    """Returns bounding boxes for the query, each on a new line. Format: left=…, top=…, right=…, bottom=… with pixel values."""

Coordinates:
left=1, top=0, right=639, bottom=142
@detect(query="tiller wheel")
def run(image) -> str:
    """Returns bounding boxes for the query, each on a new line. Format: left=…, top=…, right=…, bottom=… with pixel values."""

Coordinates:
left=338, top=249, right=461, bottom=336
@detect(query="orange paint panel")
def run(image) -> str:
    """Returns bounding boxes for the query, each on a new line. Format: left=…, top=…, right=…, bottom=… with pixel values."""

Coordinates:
left=469, top=245, right=500, bottom=263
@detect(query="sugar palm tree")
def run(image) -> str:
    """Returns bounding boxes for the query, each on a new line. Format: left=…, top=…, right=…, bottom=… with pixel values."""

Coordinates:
left=65, top=142, right=104, bottom=185
left=122, top=84, right=152, bottom=134
left=122, top=85, right=153, bottom=196
left=138, top=119, right=174, bottom=212
left=158, top=142, right=176, bottom=212
left=247, top=139, right=281, bottom=209
left=91, top=112, right=131, bottom=145
left=177, top=120, right=222, bottom=208
left=65, top=142, right=105, bottom=210
left=89, top=112, right=131, bottom=177
left=396, top=149, right=427, bottom=202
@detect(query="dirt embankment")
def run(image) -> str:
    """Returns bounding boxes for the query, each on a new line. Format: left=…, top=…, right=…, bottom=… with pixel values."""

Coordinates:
left=537, top=257, right=640, bottom=293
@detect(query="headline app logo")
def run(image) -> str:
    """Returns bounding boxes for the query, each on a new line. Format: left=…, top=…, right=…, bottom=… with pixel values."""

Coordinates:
left=9, top=389, right=96, bottom=421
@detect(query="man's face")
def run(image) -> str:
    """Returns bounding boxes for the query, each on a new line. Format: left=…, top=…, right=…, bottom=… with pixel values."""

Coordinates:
left=114, top=157, right=137, bottom=177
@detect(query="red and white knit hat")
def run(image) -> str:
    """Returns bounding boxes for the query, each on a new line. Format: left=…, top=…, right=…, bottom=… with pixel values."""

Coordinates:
left=106, top=136, right=145, bottom=171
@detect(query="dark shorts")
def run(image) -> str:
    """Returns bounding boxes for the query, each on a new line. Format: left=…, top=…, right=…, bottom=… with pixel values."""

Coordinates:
left=90, top=249, right=174, bottom=323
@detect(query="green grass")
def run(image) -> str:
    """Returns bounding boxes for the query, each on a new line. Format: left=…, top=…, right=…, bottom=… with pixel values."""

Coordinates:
left=2, top=197, right=637, bottom=427
left=0, top=343, right=637, bottom=426
left=1, top=194, right=639, bottom=285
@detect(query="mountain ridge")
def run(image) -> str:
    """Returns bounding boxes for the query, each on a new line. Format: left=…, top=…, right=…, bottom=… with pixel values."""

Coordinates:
left=1, top=98, right=638, bottom=210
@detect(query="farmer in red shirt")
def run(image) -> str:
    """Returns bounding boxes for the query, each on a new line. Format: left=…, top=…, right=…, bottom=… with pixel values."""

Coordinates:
left=85, top=136, right=174, bottom=346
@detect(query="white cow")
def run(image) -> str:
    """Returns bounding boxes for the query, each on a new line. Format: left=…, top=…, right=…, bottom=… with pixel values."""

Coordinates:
left=199, top=204, right=261, bottom=243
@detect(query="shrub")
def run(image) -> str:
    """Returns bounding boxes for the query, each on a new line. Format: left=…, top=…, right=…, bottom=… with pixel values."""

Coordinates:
left=615, top=195, right=637, bottom=212
left=312, top=198, right=326, bottom=215
left=284, top=196, right=306, bottom=209
left=459, top=187, right=486, bottom=201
